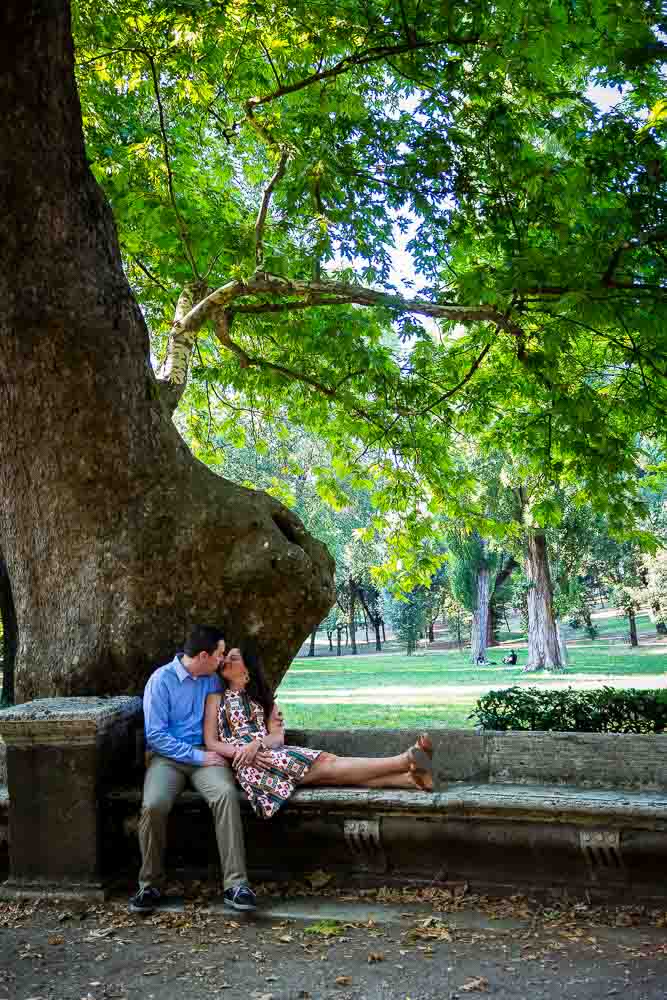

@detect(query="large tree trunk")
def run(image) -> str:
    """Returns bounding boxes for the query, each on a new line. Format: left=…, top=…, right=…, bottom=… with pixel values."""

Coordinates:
left=470, top=565, right=492, bottom=664
left=373, top=622, right=382, bottom=651
left=0, top=553, right=17, bottom=706
left=524, top=532, right=563, bottom=671
left=0, top=0, right=335, bottom=701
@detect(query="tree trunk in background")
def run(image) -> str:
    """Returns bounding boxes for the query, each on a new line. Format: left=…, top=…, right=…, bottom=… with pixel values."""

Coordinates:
left=628, top=608, right=638, bottom=647
left=336, top=628, right=343, bottom=656
left=374, top=622, right=382, bottom=651
left=488, top=555, right=518, bottom=647
left=308, top=628, right=317, bottom=657
left=556, top=620, right=569, bottom=666
left=327, top=630, right=334, bottom=652
left=428, top=621, right=435, bottom=643
left=348, top=589, right=358, bottom=655
left=470, top=565, right=491, bottom=664
left=0, top=553, right=17, bottom=706
left=487, top=601, right=497, bottom=647
left=524, top=532, right=563, bottom=670
left=0, top=0, right=334, bottom=700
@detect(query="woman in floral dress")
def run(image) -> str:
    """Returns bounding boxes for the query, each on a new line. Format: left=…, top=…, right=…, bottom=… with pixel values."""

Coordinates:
left=203, top=646, right=433, bottom=820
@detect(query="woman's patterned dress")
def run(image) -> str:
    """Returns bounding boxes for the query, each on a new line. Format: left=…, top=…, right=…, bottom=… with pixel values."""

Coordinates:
left=218, top=689, right=321, bottom=819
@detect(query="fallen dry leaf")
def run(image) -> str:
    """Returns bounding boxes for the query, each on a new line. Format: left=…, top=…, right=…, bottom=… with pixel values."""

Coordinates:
left=367, top=952, right=385, bottom=963
left=335, top=976, right=352, bottom=986
left=47, top=935, right=64, bottom=946
left=306, top=869, right=334, bottom=890
left=461, top=976, right=489, bottom=992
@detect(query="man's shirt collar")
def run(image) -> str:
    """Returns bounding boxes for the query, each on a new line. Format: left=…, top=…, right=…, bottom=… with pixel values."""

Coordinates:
left=172, top=655, right=191, bottom=683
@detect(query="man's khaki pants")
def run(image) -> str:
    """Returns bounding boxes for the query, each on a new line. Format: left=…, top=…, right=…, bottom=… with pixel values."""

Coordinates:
left=138, top=754, right=247, bottom=891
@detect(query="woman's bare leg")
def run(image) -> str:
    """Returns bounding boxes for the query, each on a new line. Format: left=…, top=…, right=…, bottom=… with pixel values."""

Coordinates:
left=365, top=772, right=422, bottom=789
left=299, top=753, right=426, bottom=788
left=299, top=752, right=412, bottom=787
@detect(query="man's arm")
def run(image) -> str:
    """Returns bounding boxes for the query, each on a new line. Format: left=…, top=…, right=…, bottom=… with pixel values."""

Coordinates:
left=143, top=672, right=206, bottom=765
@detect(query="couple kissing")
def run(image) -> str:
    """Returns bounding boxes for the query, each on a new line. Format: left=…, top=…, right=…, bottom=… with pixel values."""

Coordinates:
left=129, top=625, right=433, bottom=915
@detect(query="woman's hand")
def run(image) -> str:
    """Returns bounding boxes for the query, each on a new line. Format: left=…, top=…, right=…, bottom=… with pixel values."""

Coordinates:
left=233, top=739, right=269, bottom=770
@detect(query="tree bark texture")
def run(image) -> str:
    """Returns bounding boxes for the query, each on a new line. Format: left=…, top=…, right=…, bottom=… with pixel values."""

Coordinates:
left=0, top=0, right=335, bottom=700
left=470, top=565, right=491, bottom=664
left=308, top=628, right=317, bottom=657
left=0, top=552, right=17, bottom=705
left=524, top=532, right=563, bottom=670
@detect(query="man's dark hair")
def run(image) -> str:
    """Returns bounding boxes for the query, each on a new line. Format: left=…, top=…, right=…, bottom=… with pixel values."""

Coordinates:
left=184, top=625, right=225, bottom=657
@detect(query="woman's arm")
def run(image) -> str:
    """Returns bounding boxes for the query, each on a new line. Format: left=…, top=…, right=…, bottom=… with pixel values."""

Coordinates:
left=262, top=703, right=285, bottom=749
left=203, top=694, right=236, bottom=760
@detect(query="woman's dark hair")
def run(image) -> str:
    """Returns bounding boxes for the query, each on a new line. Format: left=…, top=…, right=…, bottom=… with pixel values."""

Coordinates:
left=240, top=643, right=275, bottom=720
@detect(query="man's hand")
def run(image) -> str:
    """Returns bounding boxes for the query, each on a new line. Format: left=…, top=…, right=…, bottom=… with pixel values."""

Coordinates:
left=201, top=751, right=227, bottom=767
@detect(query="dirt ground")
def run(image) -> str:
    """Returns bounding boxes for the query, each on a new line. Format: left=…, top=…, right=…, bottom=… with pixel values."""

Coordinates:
left=2, top=882, right=667, bottom=1000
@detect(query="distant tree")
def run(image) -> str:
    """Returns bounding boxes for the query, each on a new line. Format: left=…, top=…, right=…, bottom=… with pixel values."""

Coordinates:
left=387, top=590, right=426, bottom=656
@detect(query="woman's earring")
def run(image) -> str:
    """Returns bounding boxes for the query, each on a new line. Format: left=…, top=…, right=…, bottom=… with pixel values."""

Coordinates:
left=243, top=671, right=250, bottom=683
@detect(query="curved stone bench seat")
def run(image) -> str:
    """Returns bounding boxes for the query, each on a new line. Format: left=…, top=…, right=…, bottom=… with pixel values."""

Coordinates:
left=106, top=782, right=667, bottom=827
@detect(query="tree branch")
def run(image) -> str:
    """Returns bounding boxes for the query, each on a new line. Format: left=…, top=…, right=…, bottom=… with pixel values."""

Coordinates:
left=602, top=228, right=667, bottom=286
left=171, top=270, right=523, bottom=343
left=259, top=39, right=283, bottom=89
left=231, top=297, right=344, bottom=314
left=255, top=148, right=290, bottom=267
left=214, top=310, right=337, bottom=398
left=244, top=36, right=477, bottom=111
left=144, top=50, right=200, bottom=279
left=416, top=341, right=492, bottom=416
left=129, top=255, right=176, bottom=301
left=220, top=33, right=481, bottom=138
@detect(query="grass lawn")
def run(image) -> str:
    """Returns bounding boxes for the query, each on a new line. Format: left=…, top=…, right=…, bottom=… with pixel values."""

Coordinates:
left=278, top=608, right=667, bottom=730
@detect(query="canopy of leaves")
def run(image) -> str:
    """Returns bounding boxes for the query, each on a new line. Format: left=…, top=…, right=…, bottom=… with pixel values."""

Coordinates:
left=73, top=0, right=667, bottom=542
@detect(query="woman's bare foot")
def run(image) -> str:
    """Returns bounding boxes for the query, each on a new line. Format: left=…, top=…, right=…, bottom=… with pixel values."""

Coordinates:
left=408, top=765, right=433, bottom=792
left=416, top=732, right=433, bottom=758
left=406, top=744, right=433, bottom=791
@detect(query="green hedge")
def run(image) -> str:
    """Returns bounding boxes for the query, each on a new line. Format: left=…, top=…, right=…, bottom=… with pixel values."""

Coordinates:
left=470, top=686, right=667, bottom=734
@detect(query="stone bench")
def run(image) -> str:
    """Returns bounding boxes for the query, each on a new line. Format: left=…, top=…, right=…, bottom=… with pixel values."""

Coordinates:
left=2, top=698, right=667, bottom=901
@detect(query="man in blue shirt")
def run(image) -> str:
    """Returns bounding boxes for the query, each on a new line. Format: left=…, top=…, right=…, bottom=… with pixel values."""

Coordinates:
left=129, top=625, right=255, bottom=914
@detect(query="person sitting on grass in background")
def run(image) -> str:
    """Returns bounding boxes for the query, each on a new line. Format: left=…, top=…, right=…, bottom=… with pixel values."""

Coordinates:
left=129, top=625, right=255, bottom=915
left=502, top=650, right=518, bottom=665
left=204, top=645, right=434, bottom=821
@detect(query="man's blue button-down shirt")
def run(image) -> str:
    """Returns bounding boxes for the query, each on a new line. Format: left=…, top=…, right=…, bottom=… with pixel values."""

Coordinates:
left=143, top=655, right=223, bottom=766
